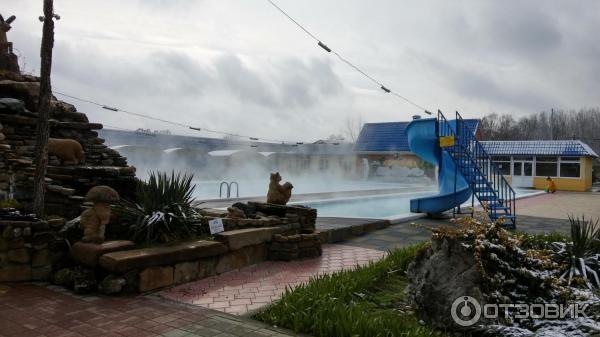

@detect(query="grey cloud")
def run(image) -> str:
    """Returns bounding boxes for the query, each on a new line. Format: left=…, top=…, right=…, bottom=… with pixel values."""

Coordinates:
left=421, top=54, right=557, bottom=111
left=480, top=3, right=562, bottom=56
left=214, top=54, right=279, bottom=107
left=5, top=0, right=599, bottom=140
left=213, top=54, right=345, bottom=109
left=153, top=51, right=211, bottom=96
left=276, top=58, right=344, bottom=108
left=454, top=69, right=553, bottom=111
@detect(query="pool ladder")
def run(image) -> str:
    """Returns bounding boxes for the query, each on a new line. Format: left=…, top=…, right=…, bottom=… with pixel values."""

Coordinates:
left=219, top=181, right=239, bottom=199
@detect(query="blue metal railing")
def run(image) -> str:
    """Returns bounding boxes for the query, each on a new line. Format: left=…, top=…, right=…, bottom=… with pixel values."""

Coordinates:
left=437, top=110, right=516, bottom=228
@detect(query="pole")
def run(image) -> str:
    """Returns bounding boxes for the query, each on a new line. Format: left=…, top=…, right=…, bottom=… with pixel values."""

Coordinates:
left=32, top=0, right=56, bottom=217
left=550, top=108, right=554, bottom=140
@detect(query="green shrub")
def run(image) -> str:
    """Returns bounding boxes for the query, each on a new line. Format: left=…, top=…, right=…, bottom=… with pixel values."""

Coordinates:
left=568, top=214, right=600, bottom=257
left=255, top=243, right=446, bottom=337
left=518, top=231, right=569, bottom=250
left=0, top=198, right=19, bottom=209
left=553, top=215, right=600, bottom=289
left=114, top=171, right=204, bottom=244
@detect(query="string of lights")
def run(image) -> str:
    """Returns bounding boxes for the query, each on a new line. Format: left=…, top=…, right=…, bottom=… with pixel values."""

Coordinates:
left=53, top=91, right=305, bottom=145
left=265, top=0, right=432, bottom=115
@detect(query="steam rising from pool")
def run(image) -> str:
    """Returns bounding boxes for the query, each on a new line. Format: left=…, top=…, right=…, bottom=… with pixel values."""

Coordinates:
left=113, top=144, right=435, bottom=201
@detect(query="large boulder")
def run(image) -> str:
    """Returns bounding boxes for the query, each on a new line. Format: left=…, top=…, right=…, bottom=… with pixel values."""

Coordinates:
left=406, top=236, right=488, bottom=329
left=0, top=80, right=39, bottom=110
left=0, top=97, right=25, bottom=113
left=405, top=220, right=591, bottom=335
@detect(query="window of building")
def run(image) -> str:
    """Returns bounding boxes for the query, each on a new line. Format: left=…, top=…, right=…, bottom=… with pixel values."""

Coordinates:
left=319, top=159, right=329, bottom=170
left=342, top=161, right=353, bottom=172
left=513, top=156, right=534, bottom=161
left=492, top=156, right=511, bottom=175
left=513, top=162, right=522, bottom=176
left=559, top=157, right=580, bottom=178
left=535, top=156, right=557, bottom=177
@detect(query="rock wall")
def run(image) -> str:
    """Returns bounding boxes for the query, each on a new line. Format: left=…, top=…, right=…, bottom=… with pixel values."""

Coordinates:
left=269, top=233, right=322, bottom=261
left=248, top=201, right=317, bottom=234
left=0, top=209, right=66, bottom=282
left=0, top=72, right=137, bottom=218
left=0, top=52, right=19, bottom=74
left=59, top=202, right=321, bottom=294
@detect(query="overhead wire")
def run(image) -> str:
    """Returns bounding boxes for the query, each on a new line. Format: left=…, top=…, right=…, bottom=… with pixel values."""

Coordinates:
left=265, top=0, right=432, bottom=115
left=53, top=91, right=303, bottom=144
left=55, top=2, right=433, bottom=146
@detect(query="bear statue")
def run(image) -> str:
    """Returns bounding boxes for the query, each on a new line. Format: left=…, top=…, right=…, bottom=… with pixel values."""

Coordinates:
left=266, top=172, right=293, bottom=205
left=48, top=138, right=85, bottom=165
left=80, top=185, right=120, bottom=243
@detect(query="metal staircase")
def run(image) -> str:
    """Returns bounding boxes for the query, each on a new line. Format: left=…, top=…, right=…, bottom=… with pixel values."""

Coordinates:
left=437, top=110, right=516, bottom=228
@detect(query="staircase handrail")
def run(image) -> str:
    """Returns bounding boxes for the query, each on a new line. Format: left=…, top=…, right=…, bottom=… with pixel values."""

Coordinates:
left=436, top=109, right=516, bottom=227
left=454, top=110, right=516, bottom=225
left=454, top=111, right=516, bottom=196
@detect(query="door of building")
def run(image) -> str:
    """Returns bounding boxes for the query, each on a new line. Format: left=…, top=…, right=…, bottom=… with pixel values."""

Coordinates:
left=512, top=159, right=533, bottom=188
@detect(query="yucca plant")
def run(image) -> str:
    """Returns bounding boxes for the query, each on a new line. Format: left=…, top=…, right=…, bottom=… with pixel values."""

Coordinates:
left=553, top=215, right=600, bottom=289
left=114, top=171, right=204, bottom=244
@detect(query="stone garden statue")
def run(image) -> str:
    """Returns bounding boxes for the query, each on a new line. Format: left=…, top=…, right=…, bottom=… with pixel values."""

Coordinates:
left=0, top=14, right=19, bottom=73
left=48, top=138, right=86, bottom=165
left=80, top=186, right=120, bottom=243
left=267, top=172, right=293, bottom=205
left=0, top=14, right=15, bottom=54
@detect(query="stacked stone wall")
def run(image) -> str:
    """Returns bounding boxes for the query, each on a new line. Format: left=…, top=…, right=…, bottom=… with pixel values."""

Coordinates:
left=0, top=72, right=136, bottom=218
left=269, top=233, right=322, bottom=261
left=0, top=210, right=66, bottom=282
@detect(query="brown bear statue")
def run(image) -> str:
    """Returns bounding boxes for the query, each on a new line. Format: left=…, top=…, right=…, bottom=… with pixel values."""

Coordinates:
left=48, top=138, right=85, bottom=165
left=266, top=172, right=293, bottom=205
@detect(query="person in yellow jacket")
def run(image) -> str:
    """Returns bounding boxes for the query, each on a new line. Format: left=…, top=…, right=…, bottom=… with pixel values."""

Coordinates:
left=545, top=177, right=557, bottom=193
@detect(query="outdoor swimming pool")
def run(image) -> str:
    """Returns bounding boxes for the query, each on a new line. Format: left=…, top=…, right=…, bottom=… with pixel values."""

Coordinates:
left=192, top=178, right=432, bottom=200
left=298, top=188, right=542, bottom=219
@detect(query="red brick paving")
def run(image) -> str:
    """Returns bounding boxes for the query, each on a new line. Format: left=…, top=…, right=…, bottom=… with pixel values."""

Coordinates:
left=0, top=244, right=385, bottom=335
left=0, top=283, right=299, bottom=336
left=159, top=244, right=386, bottom=315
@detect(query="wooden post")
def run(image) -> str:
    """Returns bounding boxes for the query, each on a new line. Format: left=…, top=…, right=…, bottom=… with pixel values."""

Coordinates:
left=32, top=0, right=56, bottom=217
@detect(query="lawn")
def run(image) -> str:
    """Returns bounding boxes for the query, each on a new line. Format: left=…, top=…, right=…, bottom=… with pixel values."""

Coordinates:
left=255, top=243, right=450, bottom=337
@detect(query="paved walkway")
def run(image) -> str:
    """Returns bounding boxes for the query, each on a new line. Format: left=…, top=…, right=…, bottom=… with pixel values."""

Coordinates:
left=340, top=191, right=596, bottom=251
left=515, top=191, right=600, bottom=220
left=159, top=244, right=385, bottom=316
left=0, top=283, right=300, bottom=337
left=340, top=214, right=571, bottom=251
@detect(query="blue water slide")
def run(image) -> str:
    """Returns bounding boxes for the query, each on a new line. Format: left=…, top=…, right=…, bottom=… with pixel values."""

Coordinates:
left=406, top=118, right=471, bottom=214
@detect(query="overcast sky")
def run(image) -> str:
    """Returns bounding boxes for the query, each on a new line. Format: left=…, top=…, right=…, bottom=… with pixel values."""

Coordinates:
left=6, top=1, right=600, bottom=142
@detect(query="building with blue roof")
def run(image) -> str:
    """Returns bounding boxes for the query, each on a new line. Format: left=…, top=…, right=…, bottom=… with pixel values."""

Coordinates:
left=353, top=122, right=412, bottom=153
left=354, top=119, right=480, bottom=153
left=481, top=140, right=597, bottom=191
left=353, top=119, right=480, bottom=180
left=354, top=119, right=596, bottom=191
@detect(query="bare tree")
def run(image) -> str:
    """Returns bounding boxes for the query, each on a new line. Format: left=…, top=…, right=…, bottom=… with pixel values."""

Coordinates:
left=32, top=0, right=57, bottom=217
left=479, top=107, right=600, bottom=163
left=344, top=115, right=364, bottom=143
